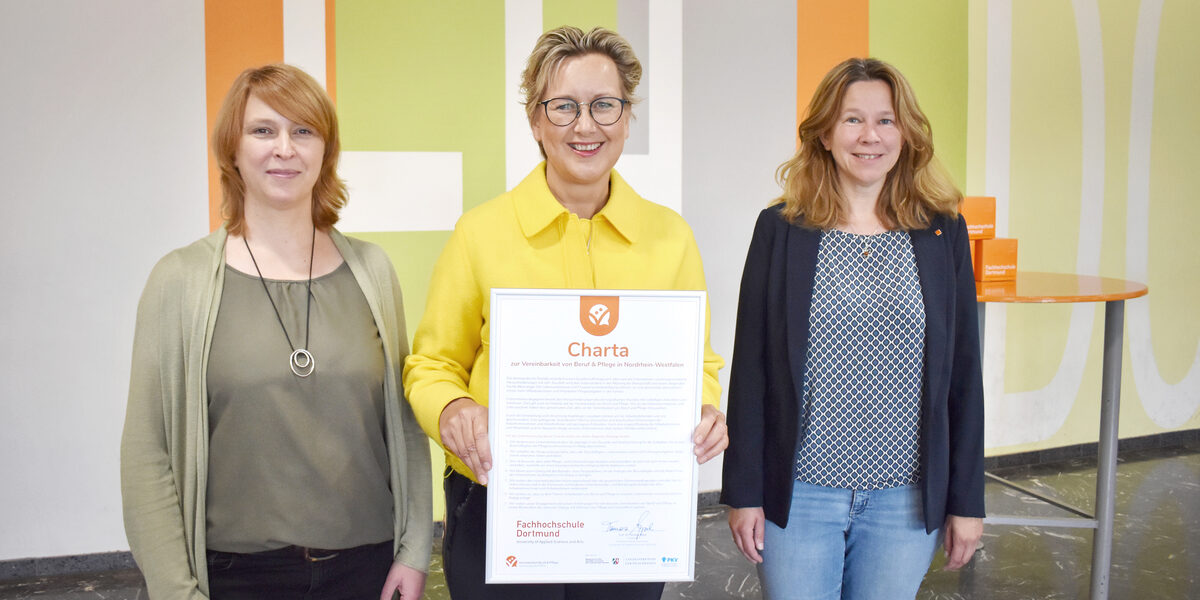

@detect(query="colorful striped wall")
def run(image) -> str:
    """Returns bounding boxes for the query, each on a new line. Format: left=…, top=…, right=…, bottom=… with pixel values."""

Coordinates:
left=200, top=0, right=1200, bottom=518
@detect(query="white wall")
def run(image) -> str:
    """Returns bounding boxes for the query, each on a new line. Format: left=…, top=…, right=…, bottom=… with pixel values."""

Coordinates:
left=682, top=1, right=798, bottom=492
left=10, top=0, right=1190, bottom=566
left=0, top=1, right=208, bottom=559
left=0, top=0, right=796, bottom=562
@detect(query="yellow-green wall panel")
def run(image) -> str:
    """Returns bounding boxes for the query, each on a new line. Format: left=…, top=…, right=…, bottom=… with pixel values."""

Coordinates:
left=1004, top=1, right=1080, bottom=395
left=353, top=229, right=454, bottom=518
left=543, top=0, right=616, bottom=32
left=1148, top=0, right=1200, bottom=385
left=336, top=1, right=506, bottom=214
left=869, top=0, right=968, bottom=190
left=352, top=231, right=453, bottom=337
left=335, top=2, right=507, bottom=519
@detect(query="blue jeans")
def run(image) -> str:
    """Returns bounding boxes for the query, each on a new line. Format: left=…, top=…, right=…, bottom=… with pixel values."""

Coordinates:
left=758, top=481, right=939, bottom=600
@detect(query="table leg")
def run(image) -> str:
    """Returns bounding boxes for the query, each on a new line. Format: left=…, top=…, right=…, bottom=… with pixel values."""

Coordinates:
left=1089, top=300, right=1124, bottom=600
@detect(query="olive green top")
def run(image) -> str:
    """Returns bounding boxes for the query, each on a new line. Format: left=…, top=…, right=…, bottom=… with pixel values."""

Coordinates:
left=121, top=228, right=432, bottom=600
left=206, top=262, right=392, bottom=553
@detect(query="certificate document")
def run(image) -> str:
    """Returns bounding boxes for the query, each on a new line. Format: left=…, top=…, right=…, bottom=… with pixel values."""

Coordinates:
left=485, top=289, right=705, bottom=583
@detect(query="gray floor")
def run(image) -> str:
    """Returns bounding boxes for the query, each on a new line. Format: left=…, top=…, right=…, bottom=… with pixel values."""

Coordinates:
left=3, top=442, right=1197, bottom=599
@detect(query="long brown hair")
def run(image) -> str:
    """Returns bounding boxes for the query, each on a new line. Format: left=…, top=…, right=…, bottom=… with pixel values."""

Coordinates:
left=212, top=63, right=346, bottom=236
left=775, top=58, right=960, bottom=230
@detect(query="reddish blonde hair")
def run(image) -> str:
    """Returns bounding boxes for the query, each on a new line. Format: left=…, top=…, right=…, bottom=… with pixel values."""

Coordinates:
left=212, top=63, right=345, bottom=235
left=775, top=58, right=960, bottom=230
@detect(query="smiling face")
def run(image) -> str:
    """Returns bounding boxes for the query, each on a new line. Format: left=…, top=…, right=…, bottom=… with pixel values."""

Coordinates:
left=820, top=79, right=904, bottom=199
left=235, top=94, right=325, bottom=211
left=531, top=53, right=630, bottom=194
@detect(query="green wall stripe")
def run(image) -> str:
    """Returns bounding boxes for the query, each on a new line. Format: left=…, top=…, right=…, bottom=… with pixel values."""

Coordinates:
left=543, top=0, right=617, bottom=32
left=869, top=0, right=969, bottom=190
left=336, top=1, right=507, bottom=214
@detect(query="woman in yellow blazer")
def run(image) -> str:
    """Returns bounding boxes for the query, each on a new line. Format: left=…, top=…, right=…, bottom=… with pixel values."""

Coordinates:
left=403, top=26, right=726, bottom=600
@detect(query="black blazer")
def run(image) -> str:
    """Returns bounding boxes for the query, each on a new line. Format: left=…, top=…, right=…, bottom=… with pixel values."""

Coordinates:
left=720, top=205, right=986, bottom=532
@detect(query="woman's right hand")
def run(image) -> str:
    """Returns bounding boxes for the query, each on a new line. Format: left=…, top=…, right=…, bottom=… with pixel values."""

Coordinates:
left=439, top=397, right=492, bottom=484
left=728, top=507, right=766, bottom=563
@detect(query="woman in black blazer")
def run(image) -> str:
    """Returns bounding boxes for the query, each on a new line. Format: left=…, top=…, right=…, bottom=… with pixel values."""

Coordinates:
left=721, top=58, right=985, bottom=599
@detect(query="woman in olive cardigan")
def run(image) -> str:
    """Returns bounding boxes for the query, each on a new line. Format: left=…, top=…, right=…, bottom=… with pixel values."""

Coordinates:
left=121, top=64, right=431, bottom=599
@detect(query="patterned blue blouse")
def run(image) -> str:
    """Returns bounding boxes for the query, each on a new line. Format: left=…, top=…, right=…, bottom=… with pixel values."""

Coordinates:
left=795, top=228, right=926, bottom=489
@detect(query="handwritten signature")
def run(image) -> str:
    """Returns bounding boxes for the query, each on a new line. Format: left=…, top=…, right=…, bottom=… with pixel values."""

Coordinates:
left=601, top=511, right=659, bottom=540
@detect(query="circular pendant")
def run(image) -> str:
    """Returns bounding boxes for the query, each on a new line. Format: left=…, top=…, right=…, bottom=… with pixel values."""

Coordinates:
left=290, top=348, right=315, bottom=377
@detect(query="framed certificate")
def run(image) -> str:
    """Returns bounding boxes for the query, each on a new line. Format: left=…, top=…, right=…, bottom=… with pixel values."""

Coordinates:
left=484, top=289, right=705, bottom=583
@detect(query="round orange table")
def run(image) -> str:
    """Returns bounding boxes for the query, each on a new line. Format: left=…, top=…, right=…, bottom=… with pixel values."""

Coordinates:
left=975, top=271, right=1147, bottom=600
left=975, top=271, right=1148, bottom=304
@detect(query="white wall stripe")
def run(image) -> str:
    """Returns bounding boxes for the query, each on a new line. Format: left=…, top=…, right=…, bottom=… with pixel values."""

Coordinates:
left=505, top=0, right=544, bottom=189
left=615, top=0, right=682, bottom=213
left=1073, top=0, right=1105, bottom=278
left=984, top=1, right=1012, bottom=238
left=1126, top=0, right=1199, bottom=427
left=282, top=0, right=326, bottom=89
left=981, top=0, right=1012, bottom=447
left=337, top=151, right=464, bottom=233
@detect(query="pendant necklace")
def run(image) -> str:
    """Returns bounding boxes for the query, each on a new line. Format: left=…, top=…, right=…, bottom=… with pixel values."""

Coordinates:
left=852, top=223, right=885, bottom=258
left=243, top=226, right=316, bottom=377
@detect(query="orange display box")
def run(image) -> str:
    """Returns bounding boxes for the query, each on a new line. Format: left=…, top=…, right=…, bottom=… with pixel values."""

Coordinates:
left=960, top=196, right=996, bottom=240
left=974, top=237, right=1018, bottom=281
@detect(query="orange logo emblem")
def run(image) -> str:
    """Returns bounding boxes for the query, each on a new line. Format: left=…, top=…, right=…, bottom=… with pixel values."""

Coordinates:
left=580, top=296, right=619, bottom=336
left=506, top=555, right=518, bottom=567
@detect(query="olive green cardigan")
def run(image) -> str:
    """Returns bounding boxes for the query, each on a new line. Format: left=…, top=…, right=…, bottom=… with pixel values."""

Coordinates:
left=120, top=228, right=432, bottom=599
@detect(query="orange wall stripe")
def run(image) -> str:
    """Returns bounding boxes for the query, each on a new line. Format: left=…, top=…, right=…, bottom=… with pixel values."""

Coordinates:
left=796, top=0, right=869, bottom=141
left=204, top=0, right=285, bottom=231
left=325, top=0, right=337, bottom=104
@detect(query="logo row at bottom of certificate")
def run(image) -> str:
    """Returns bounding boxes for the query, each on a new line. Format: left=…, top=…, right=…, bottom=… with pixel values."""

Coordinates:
left=503, top=555, right=682, bottom=568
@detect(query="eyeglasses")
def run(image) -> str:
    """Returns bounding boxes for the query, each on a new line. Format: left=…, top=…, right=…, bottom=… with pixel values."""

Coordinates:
left=538, top=97, right=629, bottom=127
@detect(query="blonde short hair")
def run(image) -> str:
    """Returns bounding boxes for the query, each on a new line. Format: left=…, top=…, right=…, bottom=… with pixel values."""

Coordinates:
left=520, top=26, right=642, bottom=155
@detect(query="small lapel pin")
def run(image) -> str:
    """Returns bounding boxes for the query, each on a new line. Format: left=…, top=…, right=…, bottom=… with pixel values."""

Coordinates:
left=935, top=229, right=943, bottom=236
